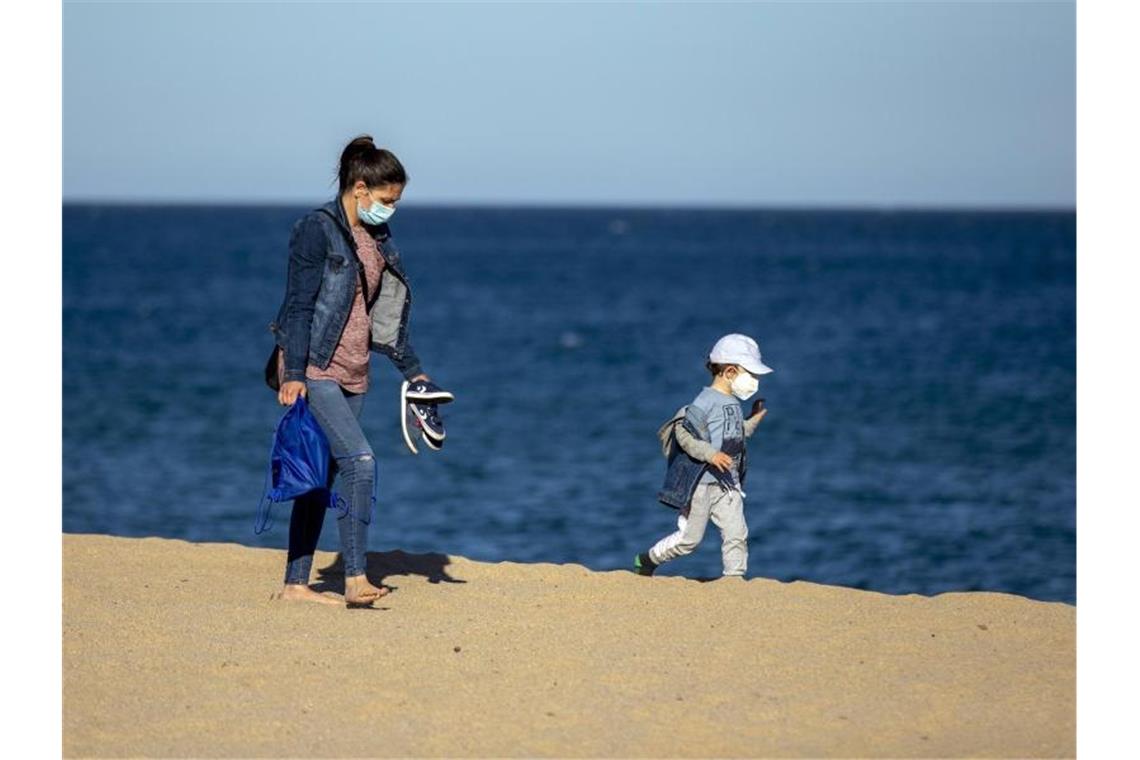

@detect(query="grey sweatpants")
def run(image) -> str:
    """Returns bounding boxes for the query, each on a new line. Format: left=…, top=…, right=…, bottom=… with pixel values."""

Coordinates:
left=648, top=483, right=748, bottom=576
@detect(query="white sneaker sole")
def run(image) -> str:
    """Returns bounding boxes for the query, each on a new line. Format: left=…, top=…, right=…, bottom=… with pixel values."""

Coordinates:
left=400, top=380, right=419, bottom=455
left=406, top=389, right=455, bottom=404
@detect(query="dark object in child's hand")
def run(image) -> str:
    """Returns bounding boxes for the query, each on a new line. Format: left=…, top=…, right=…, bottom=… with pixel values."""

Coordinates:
left=751, top=398, right=766, bottom=417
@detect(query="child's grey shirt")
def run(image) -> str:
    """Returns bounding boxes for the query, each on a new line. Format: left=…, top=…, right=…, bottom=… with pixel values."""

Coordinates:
left=683, top=386, right=753, bottom=490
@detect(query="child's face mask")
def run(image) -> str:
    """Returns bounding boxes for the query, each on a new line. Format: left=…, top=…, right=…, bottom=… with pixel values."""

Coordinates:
left=729, top=367, right=759, bottom=400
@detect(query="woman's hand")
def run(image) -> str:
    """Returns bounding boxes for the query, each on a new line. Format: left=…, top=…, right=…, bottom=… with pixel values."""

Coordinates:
left=278, top=381, right=307, bottom=406
left=709, top=452, right=733, bottom=472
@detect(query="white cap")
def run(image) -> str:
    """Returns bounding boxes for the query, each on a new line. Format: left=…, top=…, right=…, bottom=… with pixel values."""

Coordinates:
left=709, top=334, right=773, bottom=375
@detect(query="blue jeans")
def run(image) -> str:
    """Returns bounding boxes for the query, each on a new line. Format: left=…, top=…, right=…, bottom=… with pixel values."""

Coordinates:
left=283, top=380, right=376, bottom=584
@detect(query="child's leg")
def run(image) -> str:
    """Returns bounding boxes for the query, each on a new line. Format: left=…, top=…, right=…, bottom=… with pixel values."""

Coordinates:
left=709, top=488, right=748, bottom=576
left=648, top=484, right=716, bottom=566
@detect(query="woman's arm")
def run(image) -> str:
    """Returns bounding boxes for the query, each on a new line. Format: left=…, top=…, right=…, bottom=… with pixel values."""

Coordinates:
left=280, top=215, right=327, bottom=382
left=388, top=339, right=426, bottom=381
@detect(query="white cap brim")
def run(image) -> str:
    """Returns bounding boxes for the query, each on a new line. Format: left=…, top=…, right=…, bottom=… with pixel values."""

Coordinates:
left=742, top=358, right=773, bottom=376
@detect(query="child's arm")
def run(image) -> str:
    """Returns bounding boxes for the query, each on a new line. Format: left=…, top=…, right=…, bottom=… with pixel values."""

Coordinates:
left=744, top=400, right=768, bottom=438
left=675, top=421, right=717, bottom=461
left=744, top=410, right=767, bottom=437
left=675, top=420, right=734, bottom=473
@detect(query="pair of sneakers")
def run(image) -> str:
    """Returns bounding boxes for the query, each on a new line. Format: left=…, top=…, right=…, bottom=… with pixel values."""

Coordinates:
left=401, top=379, right=454, bottom=454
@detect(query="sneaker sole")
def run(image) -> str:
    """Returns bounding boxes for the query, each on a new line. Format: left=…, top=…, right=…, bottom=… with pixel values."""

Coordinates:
left=400, top=381, right=419, bottom=455
left=421, top=432, right=443, bottom=451
left=406, top=390, right=455, bottom=404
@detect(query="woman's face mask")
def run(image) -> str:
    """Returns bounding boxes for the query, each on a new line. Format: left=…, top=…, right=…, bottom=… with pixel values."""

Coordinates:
left=358, top=198, right=395, bottom=225
left=729, top=367, right=759, bottom=400
left=355, top=183, right=402, bottom=225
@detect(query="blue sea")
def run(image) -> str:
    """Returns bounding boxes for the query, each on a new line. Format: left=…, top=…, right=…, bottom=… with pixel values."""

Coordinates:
left=62, top=205, right=1076, bottom=603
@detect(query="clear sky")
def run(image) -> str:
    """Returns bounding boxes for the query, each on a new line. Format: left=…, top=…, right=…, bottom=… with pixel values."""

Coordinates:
left=63, top=1, right=1075, bottom=208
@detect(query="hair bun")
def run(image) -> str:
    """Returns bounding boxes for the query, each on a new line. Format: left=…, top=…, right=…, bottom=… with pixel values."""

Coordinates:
left=337, top=134, right=406, bottom=192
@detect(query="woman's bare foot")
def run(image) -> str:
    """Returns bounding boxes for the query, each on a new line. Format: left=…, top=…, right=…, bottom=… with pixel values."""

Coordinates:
left=344, top=574, right=388, bottom=606
left=274, top=584, right=342, bottom=606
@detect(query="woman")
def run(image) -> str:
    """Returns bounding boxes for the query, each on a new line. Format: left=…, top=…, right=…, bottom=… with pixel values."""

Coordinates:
left=267, top=135, right=451, bottom=606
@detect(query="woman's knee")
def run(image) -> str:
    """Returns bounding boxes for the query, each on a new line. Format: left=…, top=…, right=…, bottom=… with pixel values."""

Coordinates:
left=336, top=451, right=375, bottom=480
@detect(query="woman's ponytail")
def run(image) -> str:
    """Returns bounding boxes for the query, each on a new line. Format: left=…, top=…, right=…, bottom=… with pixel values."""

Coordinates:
left=337, top=134, right=408, bottom=193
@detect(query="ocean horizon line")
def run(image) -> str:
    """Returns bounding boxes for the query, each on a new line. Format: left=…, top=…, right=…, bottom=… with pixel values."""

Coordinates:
left=62, top=198, right=1076, bottom=215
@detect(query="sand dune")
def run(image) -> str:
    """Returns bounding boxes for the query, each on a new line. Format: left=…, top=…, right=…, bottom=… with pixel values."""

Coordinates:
left=63, top=534, right=1074, bottom=758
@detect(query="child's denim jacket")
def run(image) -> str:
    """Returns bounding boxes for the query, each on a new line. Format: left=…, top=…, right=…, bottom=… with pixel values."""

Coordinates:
left=656, top=405, right=750, bottom=514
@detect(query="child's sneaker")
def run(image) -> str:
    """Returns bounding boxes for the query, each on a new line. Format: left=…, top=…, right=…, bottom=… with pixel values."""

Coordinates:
left=404, top=379, right=454, bottom=404
left=634, top=553, right=657, bottom=576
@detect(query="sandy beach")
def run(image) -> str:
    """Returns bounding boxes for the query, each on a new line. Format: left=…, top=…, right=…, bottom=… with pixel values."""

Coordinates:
left=63, top=534, right=1074, bottom=758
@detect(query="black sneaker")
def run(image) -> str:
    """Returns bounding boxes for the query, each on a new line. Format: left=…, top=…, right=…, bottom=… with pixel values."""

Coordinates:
left=403, top=380, right=446, bottom=451
left=411, top=401, right=446, bottom=445
left=404, top=379, right=454, bottom=404
left=634, top=553, right=657, bottom=576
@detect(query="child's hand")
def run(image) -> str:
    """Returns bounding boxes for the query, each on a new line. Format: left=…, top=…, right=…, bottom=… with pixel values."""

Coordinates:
left=709, top=452, right=733, bottom=472
left=748, top=408, right=768, bottom=424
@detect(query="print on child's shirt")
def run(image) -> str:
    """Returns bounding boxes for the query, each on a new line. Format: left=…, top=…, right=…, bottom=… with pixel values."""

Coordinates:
left=721, top=403, right=744, bottom=456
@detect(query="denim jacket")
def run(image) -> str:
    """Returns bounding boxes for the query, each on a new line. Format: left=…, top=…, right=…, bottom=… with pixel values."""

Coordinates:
left=268, top=197, right=423, bottom=384
left=656, top=405, right=750, bottom=512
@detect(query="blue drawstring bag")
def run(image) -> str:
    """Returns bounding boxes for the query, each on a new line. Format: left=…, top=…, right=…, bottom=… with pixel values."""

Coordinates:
left=254, top=395, right=344, bottom=534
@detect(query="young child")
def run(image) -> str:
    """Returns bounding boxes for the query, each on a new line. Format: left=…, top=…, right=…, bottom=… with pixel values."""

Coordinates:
left=635, top=334, right=772, bottom=578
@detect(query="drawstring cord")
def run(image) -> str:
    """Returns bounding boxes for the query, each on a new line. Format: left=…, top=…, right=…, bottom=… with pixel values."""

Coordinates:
left=253, top=433, right=280, bottom=535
